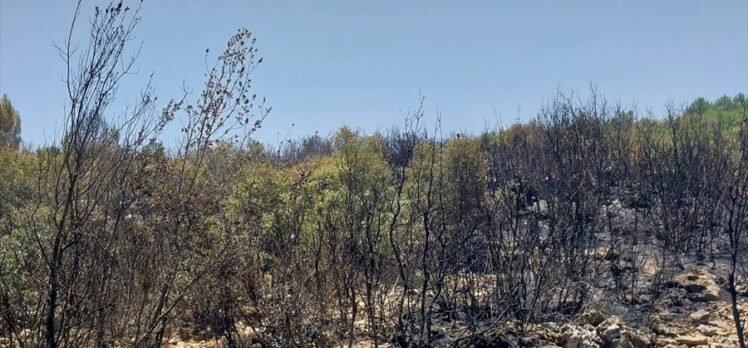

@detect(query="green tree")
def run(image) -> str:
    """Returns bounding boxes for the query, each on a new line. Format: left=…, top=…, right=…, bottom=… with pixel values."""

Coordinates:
left=0, top=94, right=22, bottom=149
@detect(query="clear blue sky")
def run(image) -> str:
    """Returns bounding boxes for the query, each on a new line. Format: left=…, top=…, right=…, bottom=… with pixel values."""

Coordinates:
left=1, top=1, right=747, bottom=147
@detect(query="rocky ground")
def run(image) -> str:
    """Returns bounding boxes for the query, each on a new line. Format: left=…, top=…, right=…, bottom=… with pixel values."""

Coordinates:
left=343, top=265, right=747, bottom=347
left=161, top=265, right=747, bottom=348
left=647, top=265, right=747, bottom=348
left=152, top=200, right=748, bottom=347
left=2, top=266, right=744, bottom=347
left=421, top=265, right=748, bottom=348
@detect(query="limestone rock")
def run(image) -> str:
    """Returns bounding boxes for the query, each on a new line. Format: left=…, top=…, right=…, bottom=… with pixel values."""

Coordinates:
left=626, top=329, right=652, bottom=348
left=560, top=324, right=601, bottom=348
left=668, top=267, right=722, bottom=303
left=689, top=285, right=720, bottom=302
left=596, top=317, right=623, bottom=343
left=688, top=309, right=711, bottom=324
left=578, top=309, right=607, bottom=327
left=697, top=324, right=718, bottom=337
left=708, top=344, right=732, bottom=348
left=651, top=323, right=678, bottom=337
left=676, top=334, right=708, bottom=346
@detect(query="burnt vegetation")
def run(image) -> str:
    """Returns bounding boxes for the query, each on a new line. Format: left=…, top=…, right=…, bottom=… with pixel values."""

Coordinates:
left=1, top=1, right=747, bottom=347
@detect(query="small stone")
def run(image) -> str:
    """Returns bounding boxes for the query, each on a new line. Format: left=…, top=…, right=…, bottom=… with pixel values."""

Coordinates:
left=689, top=285, right=721, bottom=302
left=697, top=324, right=718, bottom=336
left=676, top=334, right=708, bottom=346
left=597, top=323, right=622, bottom=343
left=609, top=337, right=633, bottom=348
left=652, top=324, right=678, bottom=337
left=708, top=344, right=731, bottom=348
left=560, top=324, right=601, bottom=348
left=579, top=309, right=606, bottom=327
left=688, top=309, right=711, bottom=323
left=626, top=330, right=652, bottom=348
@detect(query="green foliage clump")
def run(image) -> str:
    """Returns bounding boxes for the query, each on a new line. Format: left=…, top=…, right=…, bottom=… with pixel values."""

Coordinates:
left=0, top=95, right=21, bottom=149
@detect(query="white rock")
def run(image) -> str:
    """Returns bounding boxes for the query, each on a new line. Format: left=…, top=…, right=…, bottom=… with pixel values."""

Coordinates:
left=676, top=334, right=709, bottom=346
left=688, top=309, right=711, bottom=324
left=697, top=324, right=718, bottom=336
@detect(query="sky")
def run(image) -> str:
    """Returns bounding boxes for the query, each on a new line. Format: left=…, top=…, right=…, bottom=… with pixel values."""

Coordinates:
left=1, top=1, right=747, bottom=147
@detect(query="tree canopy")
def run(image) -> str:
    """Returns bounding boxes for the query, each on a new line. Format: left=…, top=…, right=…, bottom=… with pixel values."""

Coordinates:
left=0, top=94, right=21, bottom=149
